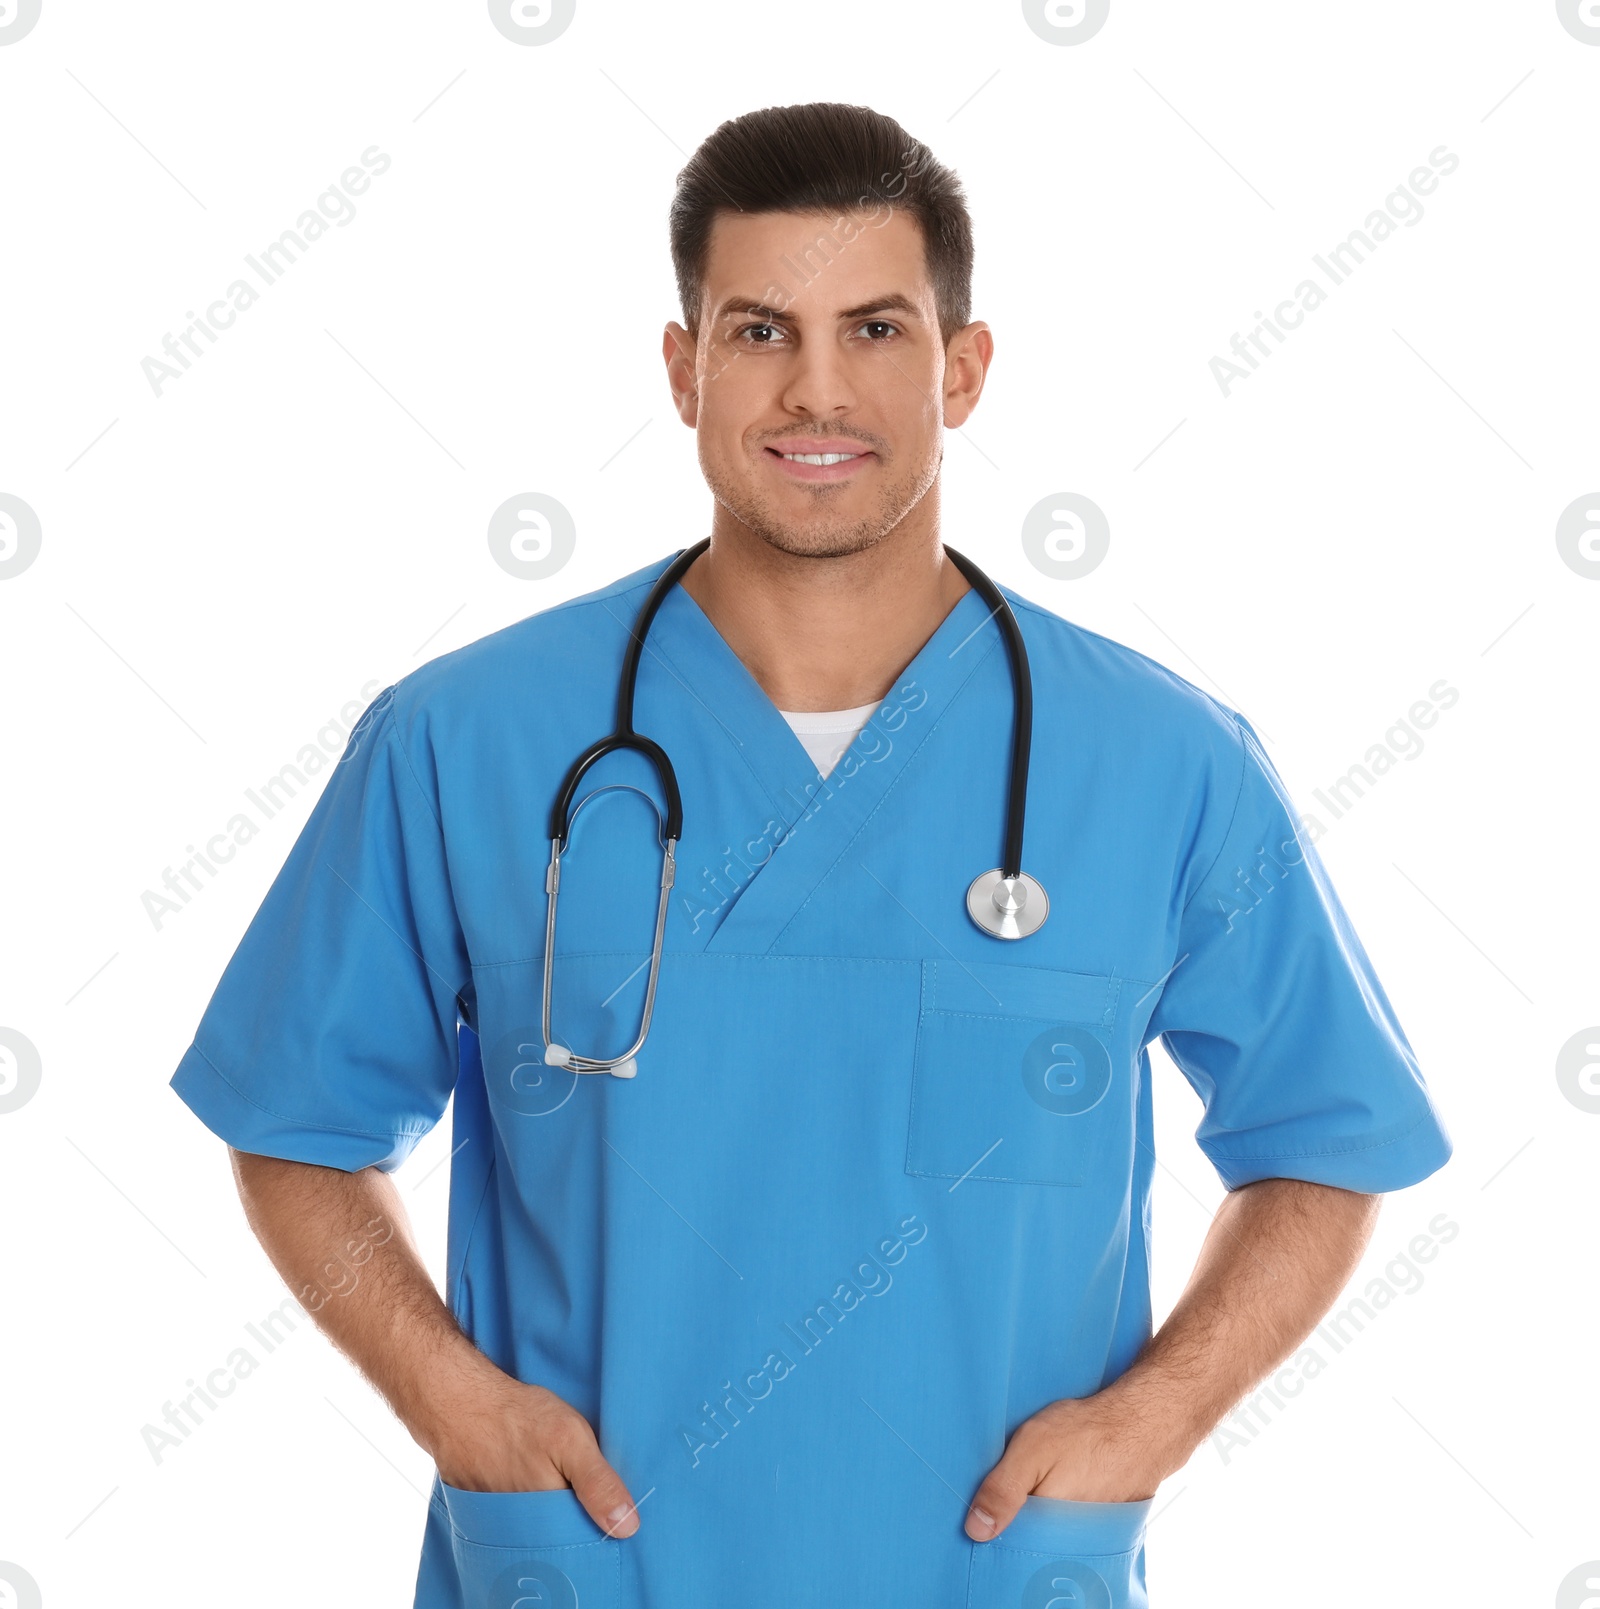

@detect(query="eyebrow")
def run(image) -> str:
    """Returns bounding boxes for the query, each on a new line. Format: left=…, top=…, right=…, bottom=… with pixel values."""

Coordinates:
left=712, top=292, right=923, bottom=325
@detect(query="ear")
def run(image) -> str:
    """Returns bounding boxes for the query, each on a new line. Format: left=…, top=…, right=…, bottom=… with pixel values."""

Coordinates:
left=942, top=320, right=993, bottom=429
left=662, top=322, right=700, bottom=427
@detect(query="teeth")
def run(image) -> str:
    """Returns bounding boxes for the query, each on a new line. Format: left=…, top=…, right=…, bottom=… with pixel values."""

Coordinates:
left=781, top=451, right=860, bottom=465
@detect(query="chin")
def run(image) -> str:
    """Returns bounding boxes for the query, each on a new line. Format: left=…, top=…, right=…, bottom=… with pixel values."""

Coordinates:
left=748, top=519, right=887, bottom=562
left=705, top=457, right=920, bottom=559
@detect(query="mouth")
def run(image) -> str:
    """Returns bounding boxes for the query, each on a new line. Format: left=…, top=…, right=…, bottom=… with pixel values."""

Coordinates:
left=763, top=446, right=876, bottom=483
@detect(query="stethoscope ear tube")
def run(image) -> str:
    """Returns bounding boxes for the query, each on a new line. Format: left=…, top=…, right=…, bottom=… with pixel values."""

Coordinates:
left=542, top=832, right=677, bottom=1076
left=546, top=536, right=710, bottom=847
left=539, top=540, right=706, bottom=1079
left=617, top=537, right=711, bottom=734
left=942, top=545, right=1034, bottom=885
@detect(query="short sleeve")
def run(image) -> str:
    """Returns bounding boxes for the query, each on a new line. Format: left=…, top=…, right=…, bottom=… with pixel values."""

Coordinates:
left=1145, top=710, right=1452, bottom=1193
left=169, top=686, right=470, bottom=1173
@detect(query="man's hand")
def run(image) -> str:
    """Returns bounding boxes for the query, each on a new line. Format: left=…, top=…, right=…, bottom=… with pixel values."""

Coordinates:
left=964, top=1391, right=1179, bottom=1537
left=965, top=1177, right=1381, bottom=1542
left=426, top=1370, right=640, bottom=1535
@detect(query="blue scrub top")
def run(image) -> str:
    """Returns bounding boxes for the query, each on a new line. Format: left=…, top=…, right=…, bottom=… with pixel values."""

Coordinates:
left=170, top=551, right=1451, bottom=1609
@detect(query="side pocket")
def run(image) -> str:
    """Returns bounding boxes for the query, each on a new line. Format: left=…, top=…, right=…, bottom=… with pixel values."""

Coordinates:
left=436, top=1480, right=621, bottom=1609
left=966, top=1496, right=1152, bottom=1609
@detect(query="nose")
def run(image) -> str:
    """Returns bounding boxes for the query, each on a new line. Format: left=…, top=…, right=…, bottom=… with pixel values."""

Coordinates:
left=778, top=337, right=859, bottom=420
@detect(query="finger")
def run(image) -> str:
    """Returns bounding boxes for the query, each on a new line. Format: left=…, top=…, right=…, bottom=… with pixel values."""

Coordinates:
left=558, top=1431, right=641, bottom=1539
left=964, top=1450, right=1043, bottom=1542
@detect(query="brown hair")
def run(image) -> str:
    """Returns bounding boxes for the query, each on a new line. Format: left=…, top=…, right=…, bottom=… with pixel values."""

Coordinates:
left=669, top=102, right=974, bottom=347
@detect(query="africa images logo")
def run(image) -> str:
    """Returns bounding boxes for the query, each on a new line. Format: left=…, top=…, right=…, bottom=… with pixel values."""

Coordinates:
left=0, top=0, right=42, bottom=44
left=0, top=1029, right=43, bottom=1115
left=1022, top=1026, right=1111, bottom=1115
left=139, top=148, right=393, bottom=397
left=1021, top=0, right=1111, bottom=46
left=0, top=493, right=42, bottom=579
left=1023, top=1559, right=1111, bottom=1609
left=487, top=0, right=576, bottom=45
left=1209, top=147, right=1460, bottom=398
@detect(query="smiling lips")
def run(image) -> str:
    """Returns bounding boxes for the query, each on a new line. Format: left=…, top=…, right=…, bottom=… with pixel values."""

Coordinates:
left=764, top=439, right=875, bottom=482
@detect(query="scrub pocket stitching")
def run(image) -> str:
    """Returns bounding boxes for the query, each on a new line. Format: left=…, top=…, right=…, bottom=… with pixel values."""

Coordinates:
left=1102, top=974, right=1124, bottom=1032
left=447, top=1531, right=617, bottom=1555
left=437, top=1484, right=621, bottom=1552
left=982, top=1539, right=1142, bottom=1561
left=928, top=1008, right=1099, bottom=1024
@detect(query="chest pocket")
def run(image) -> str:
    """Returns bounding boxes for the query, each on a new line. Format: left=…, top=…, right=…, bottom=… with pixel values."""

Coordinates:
left=906, top=959, right=1134, bottom=1188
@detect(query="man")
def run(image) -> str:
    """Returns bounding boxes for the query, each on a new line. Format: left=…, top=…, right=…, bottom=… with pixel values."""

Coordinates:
left=171, top=103, right=1451, bottom=1608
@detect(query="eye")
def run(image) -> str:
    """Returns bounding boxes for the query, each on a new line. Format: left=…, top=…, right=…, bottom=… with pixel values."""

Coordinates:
left=853, top=319, right=901, bottom=342
left=734, top=321, right=787, bottom=346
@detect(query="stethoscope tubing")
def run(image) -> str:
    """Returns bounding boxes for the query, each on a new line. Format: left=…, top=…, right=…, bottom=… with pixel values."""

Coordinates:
left=541, top=538, right=1037, bottom=1074
left=942, top=545, right=1032, bottom=881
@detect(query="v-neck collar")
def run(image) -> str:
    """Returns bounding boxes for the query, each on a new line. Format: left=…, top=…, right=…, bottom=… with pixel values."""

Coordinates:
left=637, top=554, right=1007, bottom=954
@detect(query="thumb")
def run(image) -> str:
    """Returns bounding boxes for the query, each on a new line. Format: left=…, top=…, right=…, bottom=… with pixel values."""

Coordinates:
left=557, top=1431, right=640, bottom=1539
left=965, top=1445, right=1044, bottom=1543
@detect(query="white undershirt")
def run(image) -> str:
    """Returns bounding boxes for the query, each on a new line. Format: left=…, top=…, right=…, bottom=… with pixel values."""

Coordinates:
left=777, top=701, right=880, bottom=779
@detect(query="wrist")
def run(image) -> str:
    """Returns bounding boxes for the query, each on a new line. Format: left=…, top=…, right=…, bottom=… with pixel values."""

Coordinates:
left=1090, top=1366, right=1209, bottom=1482
left=401, top=1342, right=514, bottom=1463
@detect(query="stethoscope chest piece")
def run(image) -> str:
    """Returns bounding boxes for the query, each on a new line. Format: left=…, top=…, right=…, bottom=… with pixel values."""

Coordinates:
left=966, top=868, right=1049, bottom=941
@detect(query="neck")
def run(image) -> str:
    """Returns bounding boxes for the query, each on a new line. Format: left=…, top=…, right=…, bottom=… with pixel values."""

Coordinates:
left=678, top=520, right=971, bottom=714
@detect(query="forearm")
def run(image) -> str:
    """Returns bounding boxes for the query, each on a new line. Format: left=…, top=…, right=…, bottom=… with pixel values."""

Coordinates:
left=229, top=1148, right=505, bottom=1458
left=229, top=1148, right=639, bottom=1523
left=1102, top=1176, right=1381, bottom=1477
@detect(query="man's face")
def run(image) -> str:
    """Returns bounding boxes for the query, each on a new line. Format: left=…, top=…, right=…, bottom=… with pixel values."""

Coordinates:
left=663, top=208, right=990, bottom=561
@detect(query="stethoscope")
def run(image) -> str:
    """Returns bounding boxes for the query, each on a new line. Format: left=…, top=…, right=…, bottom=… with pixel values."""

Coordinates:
left=541, top=537, right=1046, bottom=1078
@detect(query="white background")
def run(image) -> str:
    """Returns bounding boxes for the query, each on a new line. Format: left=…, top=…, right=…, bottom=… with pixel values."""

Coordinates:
left=1, top=1, right=1595, bottom=1605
